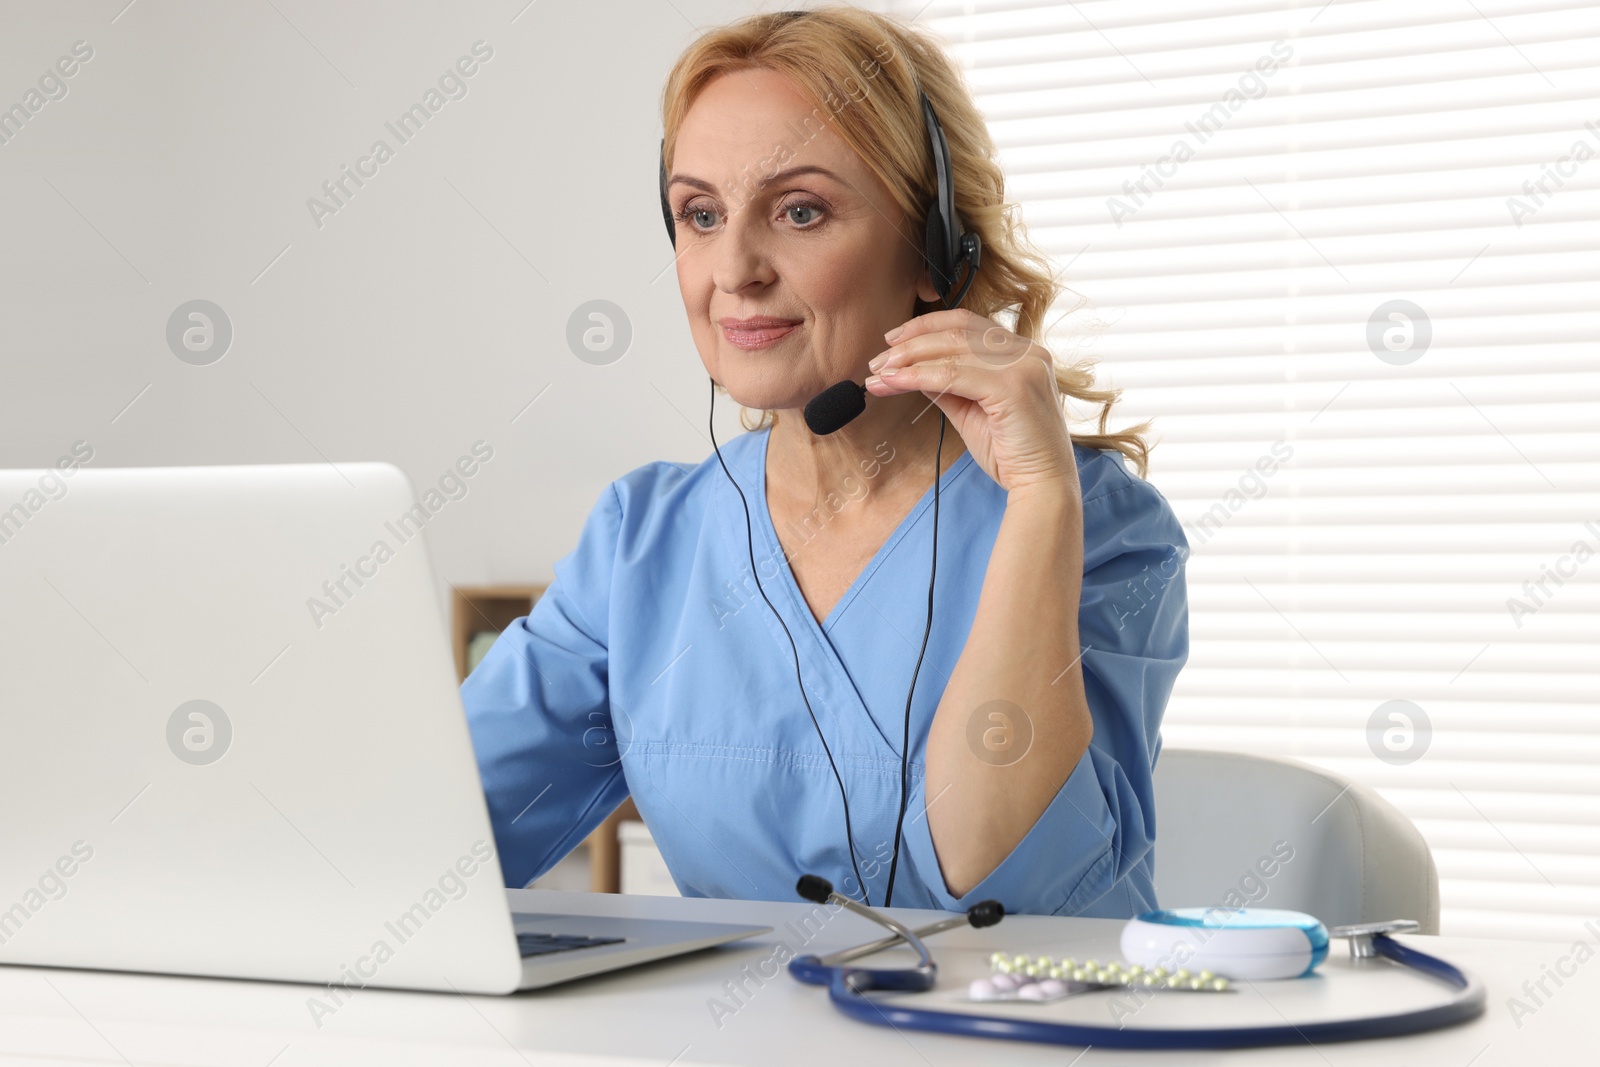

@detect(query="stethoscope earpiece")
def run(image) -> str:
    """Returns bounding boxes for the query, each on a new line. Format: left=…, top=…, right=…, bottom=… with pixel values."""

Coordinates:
left=967, top=899, right=1005, bottom=928
left=796, top=874, right=834, bottom=905
left=792, top=873, right=1002, bottom=974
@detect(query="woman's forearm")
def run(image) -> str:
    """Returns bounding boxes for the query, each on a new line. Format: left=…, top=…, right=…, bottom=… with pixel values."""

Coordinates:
left=922, top=482, right=1092, bottom=898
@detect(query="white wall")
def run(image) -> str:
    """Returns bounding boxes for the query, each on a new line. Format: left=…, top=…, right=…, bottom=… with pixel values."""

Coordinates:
left=0, top=0, right=883, bottom=590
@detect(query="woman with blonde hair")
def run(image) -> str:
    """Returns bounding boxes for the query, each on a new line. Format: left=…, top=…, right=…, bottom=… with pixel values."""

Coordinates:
left=463, top=6, right=1187, bottom=916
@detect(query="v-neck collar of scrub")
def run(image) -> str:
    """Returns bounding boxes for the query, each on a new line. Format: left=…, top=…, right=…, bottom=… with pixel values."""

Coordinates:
left=755, top=423, right=975, bottom=636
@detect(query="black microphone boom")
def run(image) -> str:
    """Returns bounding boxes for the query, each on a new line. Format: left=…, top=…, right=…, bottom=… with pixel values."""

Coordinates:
left=804, top=380, right=868, bottom=436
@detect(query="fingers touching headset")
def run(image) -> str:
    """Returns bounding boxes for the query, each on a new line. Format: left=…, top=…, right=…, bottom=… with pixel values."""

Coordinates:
left=864, top=308, right=1080, bottom=498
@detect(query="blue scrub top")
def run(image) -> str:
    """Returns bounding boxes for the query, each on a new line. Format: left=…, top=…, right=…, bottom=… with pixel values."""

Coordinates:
left=461, top=425, right=1189, bottom=917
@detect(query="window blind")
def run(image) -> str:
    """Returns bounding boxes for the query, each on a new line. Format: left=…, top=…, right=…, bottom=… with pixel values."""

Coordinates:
left=892, top=0, right=1600, bottom=940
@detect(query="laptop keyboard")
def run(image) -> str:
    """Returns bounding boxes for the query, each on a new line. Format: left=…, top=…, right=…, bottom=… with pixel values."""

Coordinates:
left=516, top=932, right=627, bottom=959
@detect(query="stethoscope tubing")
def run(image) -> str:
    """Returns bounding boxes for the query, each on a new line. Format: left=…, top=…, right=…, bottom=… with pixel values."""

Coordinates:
left=790, top=933, right=1486, bottom=1050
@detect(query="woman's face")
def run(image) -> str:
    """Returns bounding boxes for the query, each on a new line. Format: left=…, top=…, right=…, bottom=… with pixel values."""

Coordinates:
left=667, top=68, right=936, bottom=413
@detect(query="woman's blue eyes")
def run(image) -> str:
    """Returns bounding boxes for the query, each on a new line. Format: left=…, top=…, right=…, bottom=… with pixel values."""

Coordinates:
left=674, top=199, right=826, bottom=234
left=783, top=202, right=823, bottom=226
left=677, top=207, right=718, bottom=230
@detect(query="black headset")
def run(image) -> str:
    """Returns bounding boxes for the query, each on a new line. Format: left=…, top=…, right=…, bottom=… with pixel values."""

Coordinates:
left=658, top=10, right=981, bottom=907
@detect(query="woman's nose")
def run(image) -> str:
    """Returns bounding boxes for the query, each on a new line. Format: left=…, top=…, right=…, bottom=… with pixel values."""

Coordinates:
left=710, top=205, right=778, bottom=293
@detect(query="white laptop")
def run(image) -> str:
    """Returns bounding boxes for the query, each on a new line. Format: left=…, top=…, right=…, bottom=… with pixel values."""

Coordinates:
left=0, top=460, right=768, bottom=994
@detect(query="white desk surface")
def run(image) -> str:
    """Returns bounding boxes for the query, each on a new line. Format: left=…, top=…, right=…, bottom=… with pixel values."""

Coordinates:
left=1, top=887, right=1590, bottom=1066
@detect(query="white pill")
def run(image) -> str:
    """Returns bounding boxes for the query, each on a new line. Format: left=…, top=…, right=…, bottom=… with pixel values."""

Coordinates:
left=968, top=978, right=1004, bottom=999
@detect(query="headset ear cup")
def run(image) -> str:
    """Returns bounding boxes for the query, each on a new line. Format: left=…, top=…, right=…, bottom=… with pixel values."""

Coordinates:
left=658, top=137, right=676, bottom=248
left=924, top=205, right=951, bottom=301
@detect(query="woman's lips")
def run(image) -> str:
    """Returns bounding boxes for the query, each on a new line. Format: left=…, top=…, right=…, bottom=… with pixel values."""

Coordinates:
left=722, top=322, right=800, bottom=349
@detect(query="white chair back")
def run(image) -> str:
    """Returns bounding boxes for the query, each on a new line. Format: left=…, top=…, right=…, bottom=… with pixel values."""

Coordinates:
left=1152, top=748, right=1440, bottom=933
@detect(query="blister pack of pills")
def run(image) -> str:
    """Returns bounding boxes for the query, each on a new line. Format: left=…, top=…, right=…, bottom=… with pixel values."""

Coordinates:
left=963, top=952, right=1232, bottom=1003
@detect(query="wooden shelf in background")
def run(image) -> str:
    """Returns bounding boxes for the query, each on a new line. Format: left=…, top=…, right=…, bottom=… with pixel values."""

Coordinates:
left=451, top=583, right=546, bottom=684
left=451, top=583, right=640, bottom=894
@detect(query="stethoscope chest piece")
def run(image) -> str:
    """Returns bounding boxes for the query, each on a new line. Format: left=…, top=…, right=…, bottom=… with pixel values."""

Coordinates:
left=1330, top=919, right=1422, bottom=959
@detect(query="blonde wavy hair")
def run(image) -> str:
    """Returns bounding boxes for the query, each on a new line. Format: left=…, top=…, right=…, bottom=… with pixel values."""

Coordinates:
left=660, top=5, right=1151, bottom=477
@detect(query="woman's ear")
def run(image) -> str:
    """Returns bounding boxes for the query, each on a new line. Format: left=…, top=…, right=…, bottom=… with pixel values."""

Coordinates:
left=899, top=210, right=946, bottom=311
left=911, top=265, right=944, bottom=316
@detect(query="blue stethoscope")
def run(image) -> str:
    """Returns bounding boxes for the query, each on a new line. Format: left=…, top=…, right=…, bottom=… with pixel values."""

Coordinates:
left=786, top=875, right=1486, bottom=1051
